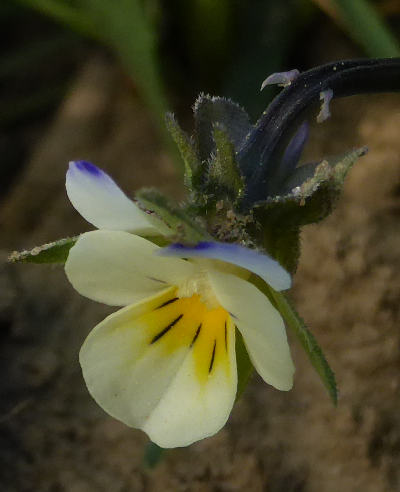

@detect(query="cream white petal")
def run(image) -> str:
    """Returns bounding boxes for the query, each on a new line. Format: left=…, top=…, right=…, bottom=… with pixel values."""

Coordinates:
left=80, top=290, right=237, bottom=448
left=143, top=315, right=237, bottom=447
left=208, top=269, right=295, bottom=391
left=65, top=230, right=195, bottom=306
left=66, top=161, right=166, bottom=235
left=80, top=289, right=184, bottom=428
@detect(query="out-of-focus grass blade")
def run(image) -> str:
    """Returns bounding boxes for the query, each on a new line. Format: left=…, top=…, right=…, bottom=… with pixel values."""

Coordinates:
left=328, top=0, right=400, bottom=57
left=224, top=0, right=302, bottom=119
left=0, top=35, right=78, bottom=78
left=16, top=0, right=99, bottom=40
left=15, top=0, right=180, bottom=170
left=84, top=0, right=168, bottom=131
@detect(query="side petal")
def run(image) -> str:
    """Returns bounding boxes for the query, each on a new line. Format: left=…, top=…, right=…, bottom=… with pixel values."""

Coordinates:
left=159, top=241, right=291, bottom=291
left=208, top=269, right=295, bottom=391
left=80, top=290, right=237, bottom=448
left=65, top=230, right=195, bottom=306
left=66, top=161, right=166, bottom=235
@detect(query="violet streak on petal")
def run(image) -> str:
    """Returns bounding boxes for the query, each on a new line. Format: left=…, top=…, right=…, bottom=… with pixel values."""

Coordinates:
left=158, top=241, right=291, bottom=291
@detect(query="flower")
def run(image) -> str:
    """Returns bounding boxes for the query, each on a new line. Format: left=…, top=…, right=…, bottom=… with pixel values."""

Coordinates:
left=65, top=160, right=295, bottom=448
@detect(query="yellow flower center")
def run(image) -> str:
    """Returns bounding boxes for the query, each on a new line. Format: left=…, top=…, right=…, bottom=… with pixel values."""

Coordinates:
left=139, top=287, right=233, bottom=384
left=176, top=270, right=220, bottom=309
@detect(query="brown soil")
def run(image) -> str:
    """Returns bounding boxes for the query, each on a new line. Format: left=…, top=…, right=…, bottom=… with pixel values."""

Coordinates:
left=1, top=57, right=399, bottom=492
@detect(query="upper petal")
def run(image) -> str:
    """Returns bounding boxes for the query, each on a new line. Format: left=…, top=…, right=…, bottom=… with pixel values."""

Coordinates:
left=66, top=161, right=166, bottom=235
left=65, top=230, right=195, bottom=306
left=159, top=241, right=291, bottom=291
left=80, top=289, right=237, bottom=447
left=208, top=269, right=295, bottom=391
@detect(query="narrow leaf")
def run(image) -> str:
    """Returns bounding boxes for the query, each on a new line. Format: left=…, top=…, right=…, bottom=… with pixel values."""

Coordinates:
left=267, top=287, right=338, bottom=405
left=9, top=237, right=77, bottom=264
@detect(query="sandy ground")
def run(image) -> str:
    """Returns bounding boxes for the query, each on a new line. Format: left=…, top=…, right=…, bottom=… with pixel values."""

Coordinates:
left=0, top=56, right=399, bottom=492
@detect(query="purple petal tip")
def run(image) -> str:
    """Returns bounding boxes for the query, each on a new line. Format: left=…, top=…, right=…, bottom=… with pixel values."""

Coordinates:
left=70, top=160, right=102, bottom=176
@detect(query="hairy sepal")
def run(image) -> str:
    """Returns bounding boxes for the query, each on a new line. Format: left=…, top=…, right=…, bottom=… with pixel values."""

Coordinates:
left=206, top=125, right=245, bottom=202
left=135, top=188, right=210, bottom=243
left=193, top=94, right=252, bottom=161
left=9, top=237, right=78, bottom=264
left=250, top=147, right=366, bottom=272
left=165, top=113, right=202, bottom=190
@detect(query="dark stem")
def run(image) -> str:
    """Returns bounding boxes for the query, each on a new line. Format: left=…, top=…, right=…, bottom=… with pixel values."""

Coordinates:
left=239, top=58, right=400, bottom=204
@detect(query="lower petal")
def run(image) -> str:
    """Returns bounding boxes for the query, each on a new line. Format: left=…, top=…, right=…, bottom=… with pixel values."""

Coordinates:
left=80, top=289, right=237, bottom=448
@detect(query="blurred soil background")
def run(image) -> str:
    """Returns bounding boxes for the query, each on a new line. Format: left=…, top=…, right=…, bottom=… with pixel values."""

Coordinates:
left=0, top=1, right=400, bottom=491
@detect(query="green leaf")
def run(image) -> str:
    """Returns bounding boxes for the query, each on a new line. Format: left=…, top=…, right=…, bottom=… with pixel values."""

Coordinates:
left=193, top=94, right=252, bottom=161
left=135, top=188, right=210, bottom=243
left=16, top=0, right=177, bottom=170
left=235, top=330, right=254, bottom=400
left=165, top=112, right=201, bottom=189
left=265, top=285, right=338, bottom=405
left=9, top=236, right=77, bottom=264
left=207, top=125, right=245, bottom=201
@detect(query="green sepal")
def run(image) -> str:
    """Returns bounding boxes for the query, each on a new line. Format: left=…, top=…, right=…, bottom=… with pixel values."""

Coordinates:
left=9, top=236, right=77, bottom=264
left=262, top=226, right=300, bottom=276
left=282, top=146, right=367, bottom=197
left=251, top=147, right=366, bottom=273
left=235, top=330, right=254, bottom=400
left=259, top=280, right=338, bottom=406
left=165, top=112, right=201, bottom=189
left=253, top=147, right=367, bottom=227
left=193, top=94, right=252, bottom=161
left=135, top=188, right=210, bottom=243
left=207, top=125, right=245, bottom=202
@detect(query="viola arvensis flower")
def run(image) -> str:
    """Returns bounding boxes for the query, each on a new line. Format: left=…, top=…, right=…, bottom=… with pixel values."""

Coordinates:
left=14, top=59, right=398, bottom=449
left=65, top=161, right=294, bottom=448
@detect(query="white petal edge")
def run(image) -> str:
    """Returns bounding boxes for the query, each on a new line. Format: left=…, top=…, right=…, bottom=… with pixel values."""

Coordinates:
left=208, top=269, right=295, bottom=391
left=159, top=241, right=291, bottom=291
left=66, top=161, right=167, bottom=235
left=65, top=230, right=196, bottom=306
left=80, top=289, right=237, bottom=448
